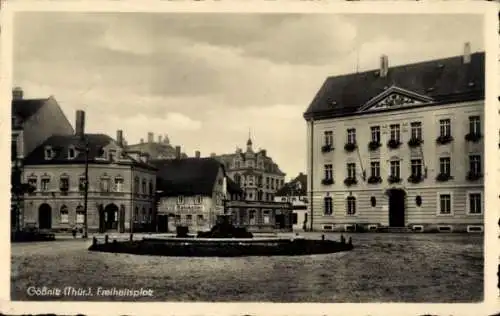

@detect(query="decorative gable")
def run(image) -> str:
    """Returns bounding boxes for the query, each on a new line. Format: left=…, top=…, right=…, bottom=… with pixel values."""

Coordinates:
left=358, top=86, right=434, bottom=112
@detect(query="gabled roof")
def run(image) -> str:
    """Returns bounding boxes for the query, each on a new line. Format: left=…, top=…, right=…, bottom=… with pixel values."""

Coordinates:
left=153, top=158, right=239, bottom=197
left=23, top=134, right=156, bottom=170
left=12, top=98, right=48, bottom=121
left=275, top=173, right=307, bottom=196
left=304, top=52, right=485, bottom=121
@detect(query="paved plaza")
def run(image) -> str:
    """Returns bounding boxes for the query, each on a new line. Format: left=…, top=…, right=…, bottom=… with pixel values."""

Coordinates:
left=11, top=233, right=483, bottom=302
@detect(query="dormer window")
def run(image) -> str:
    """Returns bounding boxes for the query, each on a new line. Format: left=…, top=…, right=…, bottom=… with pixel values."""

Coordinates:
left=96, top=147, right=106, bottom=159
left=194, top=195, right=202, bottom=204
left=108, top=149, right=116, bottom=162
left=68, top=146, right=76, bottom=159
left=44, top=146, right=54, bottom=160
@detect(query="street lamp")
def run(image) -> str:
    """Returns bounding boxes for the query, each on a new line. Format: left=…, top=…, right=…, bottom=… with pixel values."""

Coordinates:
left=76, top=137, right=90, bottom=239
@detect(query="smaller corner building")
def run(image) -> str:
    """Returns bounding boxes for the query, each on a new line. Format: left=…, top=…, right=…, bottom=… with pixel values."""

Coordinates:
left=21, top=110, right=158, bottom=233
left=152, top=152, right=293, bottom=233
left=304, top=42, right=484, bottom=233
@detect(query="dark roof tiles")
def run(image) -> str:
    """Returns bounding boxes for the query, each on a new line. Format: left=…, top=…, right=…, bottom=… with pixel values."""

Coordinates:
left=12, top=98, right=48, bottom=121
left=275, top=173, right=307, bottom=196
left=304, top=52, right=485, bottom=120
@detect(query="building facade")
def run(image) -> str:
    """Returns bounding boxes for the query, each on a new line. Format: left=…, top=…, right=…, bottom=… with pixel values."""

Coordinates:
left=11, top=88, right=75, bottom=231
left=154, top=156, right=239, bottom=232
left=125, top=132, right=188, bottom=160
left=226, top=199, right=293, bottom=232
left=274, top=173, right=308, bottom=231
left=213, top=136, right=286, bottom=202
left=22, top=111, right=157, bottom=233
left=304, top=43, right=484, bottom=233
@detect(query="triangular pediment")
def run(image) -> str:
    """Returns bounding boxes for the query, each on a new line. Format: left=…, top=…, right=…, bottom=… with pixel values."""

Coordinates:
left=358, top=86, right=434, bottom=112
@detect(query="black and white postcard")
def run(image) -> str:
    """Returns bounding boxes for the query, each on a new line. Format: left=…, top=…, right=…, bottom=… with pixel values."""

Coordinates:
left=1, top=1, right=498, bottom=316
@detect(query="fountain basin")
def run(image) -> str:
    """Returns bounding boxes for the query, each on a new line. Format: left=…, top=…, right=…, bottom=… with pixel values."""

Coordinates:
left=88, top=237, right=354, bottom=257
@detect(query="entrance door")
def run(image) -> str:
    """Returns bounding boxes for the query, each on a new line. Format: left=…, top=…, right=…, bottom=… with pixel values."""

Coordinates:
left=388, top=189, right=406, bottom=227
left=119, top=205, right=125, bottom=233
left=104, top=204, right=118, bottom=230
left=38, top=204, right=52, bottom=230
left=275, top=214, right=285, bottom=229
left=158, top=215, right=168, bottom=232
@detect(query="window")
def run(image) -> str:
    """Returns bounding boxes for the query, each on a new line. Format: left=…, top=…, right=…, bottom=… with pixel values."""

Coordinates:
left=410, top=159, right=422, bottom=178
left=370, top=196, right=377, bottom=207
left=469, top=155, right=481, bottom=174
left=347, top=128, right=356, bottom=144
left=249, top=210, right=256, bottom=225
left=468, top=193, right=482, bottom=215
left=108, top=149, right=116, bottom=161
left=370, top=126, right=380, bottom=143
left=469, top=116, right=481, bottom=135
left=114, top=177, right=124, bottom=192
left=197, top=215, right=204, bottom=225
left=142, top=179, right=147, bottom=194
left=79, top=176, right=86, bottom=192
left=439, top=157, right=451, bottom=176
left=134, top=177, right=140, bottom=193
left=186, top=215, right=193, bottom=225
left=27, top=178, right=37, bottom=194
left=347, top=163, right=356, bottom=178
left=248, top=192, right=253, bottom=200
left=175, top=214, right=181, bottom=224
left=235, top=161, right=240, bottom=168
left=141, top=208, right=146, bottom=223
left=248, top=176, right=254, bottom=186
left=11, top=140, right=17, bottom=161
left=263, top=210, right=271, bottom=224
left=281, top=197, right=287, bottom=202
left=324, top=164, right=333, bottom=180
left=266, top=177, right=270, bottom=189
left=439, top=119, right=451, bottom=137
left=439, top=194, right=452, bottom=215
left=41, top=178, right=50, bottom=191
left=194, top=196, right=202, bottom=204
left=60, top=176, right=69, bottom=193
left=76, top=206, right=84, bottom=224
left=292, top=213, right=298, bottom=225
left=324, top=196, right=333, bottom=215
left=134, top=207, right=139, bottom=222
left=415, top=196, right=422, bottom=207
left=149, top=180, right=154, bottom=196
left=410, top=122, right=422, bottom=140
left=346, top=196, right=356, bottom=215
left=370, top=161, right=380, bottom=177
left=234, top=174, right=241, bottom=186
left=389, top=124, right=401, bottom=142
left=100, top=177, right=111, bottom=192
left=60, top=205, right=69, bottom=223
left=44, top=147, right=53, bottom=160
left=177, top=196, right=184, bottom=204
left=390, top=161, right=400, bottom=178
left=324, top=131, right=333, bottom=146
left=68, top=147, right=76, bottom=159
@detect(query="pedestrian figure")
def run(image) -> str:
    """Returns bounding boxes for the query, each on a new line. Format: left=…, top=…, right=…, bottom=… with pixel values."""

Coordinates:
left=71, top=226, right=77, bottom=239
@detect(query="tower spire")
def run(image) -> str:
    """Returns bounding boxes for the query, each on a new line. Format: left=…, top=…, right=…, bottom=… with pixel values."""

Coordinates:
left=246, top=128, right=253, bottom=149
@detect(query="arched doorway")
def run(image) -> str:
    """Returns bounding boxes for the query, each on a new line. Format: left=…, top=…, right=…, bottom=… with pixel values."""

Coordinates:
left=38, top=203, right=52, bottom=230
left=103, top=203, right=119, bottom=231
left=387, top=189, right=406, bottom=227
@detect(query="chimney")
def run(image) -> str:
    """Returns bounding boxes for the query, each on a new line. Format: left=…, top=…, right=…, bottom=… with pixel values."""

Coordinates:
left=116, top=130, right=123, bottom=147
left=210, top=152, right=216, bottom=158
left=140, top=138, right=144, bottom=144
left=175, top=146, right=181, bottom=159
left=380, top=55, right=389, bottom=78
left=463, top=42, right=471, bottom=64
left=195, top=150, right=200, bottom=158
left=147, top=132, right=154, bottom=143
left=158, top=135, right=162, bottom=143
left=75, top=110, right=85, bottom=138
left=12, top=87, right=23, bottom=100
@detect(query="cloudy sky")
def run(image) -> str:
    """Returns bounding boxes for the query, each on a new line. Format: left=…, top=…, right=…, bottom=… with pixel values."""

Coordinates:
left=13, top=13, right=483, bottom=180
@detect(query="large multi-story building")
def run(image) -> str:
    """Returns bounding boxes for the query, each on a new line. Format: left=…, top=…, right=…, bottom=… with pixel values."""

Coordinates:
left=213, top=136, right=286, bottom=202
left=21, top=110, right=158, bottom=233
left=11, top=88, right=75, bottom=231
left=304, top=43, right=484, bottom=233
left=274, top=173, right=308, bottom=231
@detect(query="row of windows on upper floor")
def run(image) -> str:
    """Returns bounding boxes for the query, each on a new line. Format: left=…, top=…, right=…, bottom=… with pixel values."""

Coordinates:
left=174, top=194, right=225, bottom=206
left=321, top=154, right=482, bottom=186
left=240, top=190, right=275, bottom=202
left=54, top=204, right=155, bottom=225
left=24, top=174, right=155, bottom=196
left=233, top=174, right=284, bottom=190
left=321, top=117, right=482, bottom=153
left=321, top=192, right=482, bottom=217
